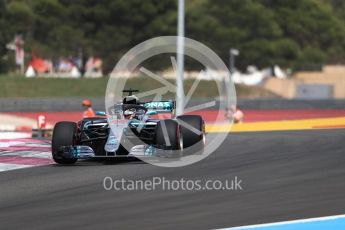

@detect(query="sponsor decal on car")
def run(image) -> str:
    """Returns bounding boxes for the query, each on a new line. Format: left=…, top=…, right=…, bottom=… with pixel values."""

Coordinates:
left=144, top=101, right=172, bottom=110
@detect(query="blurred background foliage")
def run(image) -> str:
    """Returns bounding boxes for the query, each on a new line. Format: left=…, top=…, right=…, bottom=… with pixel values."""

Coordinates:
left=1, top=0, right=345, bottom=72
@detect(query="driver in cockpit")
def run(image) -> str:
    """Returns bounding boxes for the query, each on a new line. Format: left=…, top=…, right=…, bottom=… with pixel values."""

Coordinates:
left=122, top=95, right=140, bottom=120
left=124, top=108, right=136, bottom=119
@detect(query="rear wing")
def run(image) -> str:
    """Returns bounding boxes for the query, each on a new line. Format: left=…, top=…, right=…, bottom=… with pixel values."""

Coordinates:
left=142, top=100, right=175, bottom=114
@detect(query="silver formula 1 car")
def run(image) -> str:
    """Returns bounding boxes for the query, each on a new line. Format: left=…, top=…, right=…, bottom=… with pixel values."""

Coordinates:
left=52, top=89, right=205, bottom=164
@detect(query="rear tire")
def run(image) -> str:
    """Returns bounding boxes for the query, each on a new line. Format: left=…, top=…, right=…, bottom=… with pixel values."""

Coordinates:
left=177, top=115, right=205, bottom=148
left=155, top=119, right=182, bottom=150
left=52, top=121, right=78, bottom=164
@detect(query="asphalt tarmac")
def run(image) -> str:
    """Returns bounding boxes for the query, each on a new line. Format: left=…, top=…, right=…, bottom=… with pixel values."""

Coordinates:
left=0, top=129, right=345, bottom=229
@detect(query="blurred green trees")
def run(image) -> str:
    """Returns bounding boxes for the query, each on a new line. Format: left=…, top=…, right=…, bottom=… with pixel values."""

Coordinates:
left=1, top=0, right=345, bottom=72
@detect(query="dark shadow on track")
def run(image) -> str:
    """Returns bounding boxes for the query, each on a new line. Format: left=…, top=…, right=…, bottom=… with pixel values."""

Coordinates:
left=51, top=157, right=144, bottom=167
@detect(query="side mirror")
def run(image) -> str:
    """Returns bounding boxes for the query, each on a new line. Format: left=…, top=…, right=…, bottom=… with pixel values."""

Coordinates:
left=95, top=111, right=106, bottom=116
left=146, top=111, right=157, bottom=115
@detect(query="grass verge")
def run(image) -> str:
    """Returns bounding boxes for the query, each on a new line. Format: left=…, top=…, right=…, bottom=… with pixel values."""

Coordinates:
left=0, top=75, right=277, bottom=98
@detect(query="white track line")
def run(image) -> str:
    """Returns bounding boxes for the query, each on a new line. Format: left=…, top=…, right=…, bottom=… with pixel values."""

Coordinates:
left=222, top=214, right=345, bottom=229
left=0, top=163, right=33, bottom=172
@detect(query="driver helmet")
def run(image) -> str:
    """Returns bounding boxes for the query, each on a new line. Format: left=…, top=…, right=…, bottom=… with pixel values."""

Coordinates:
left=124, top=108, right=136, bottom=119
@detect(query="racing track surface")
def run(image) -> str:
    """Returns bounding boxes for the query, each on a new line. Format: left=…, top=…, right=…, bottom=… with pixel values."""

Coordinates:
left=1, top=129, right=345, bottom=229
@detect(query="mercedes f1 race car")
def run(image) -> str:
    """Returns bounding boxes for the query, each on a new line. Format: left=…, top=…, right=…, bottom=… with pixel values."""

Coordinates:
left=52, top=89, right=205, bottom=164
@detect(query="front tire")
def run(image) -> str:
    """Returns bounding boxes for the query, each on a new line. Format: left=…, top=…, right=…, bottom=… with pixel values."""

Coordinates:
left=155, top=119, right=182, bottom=150
left=52, top=121, right=78, bottom=164
left=177, top=115, right=205, bottom=150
